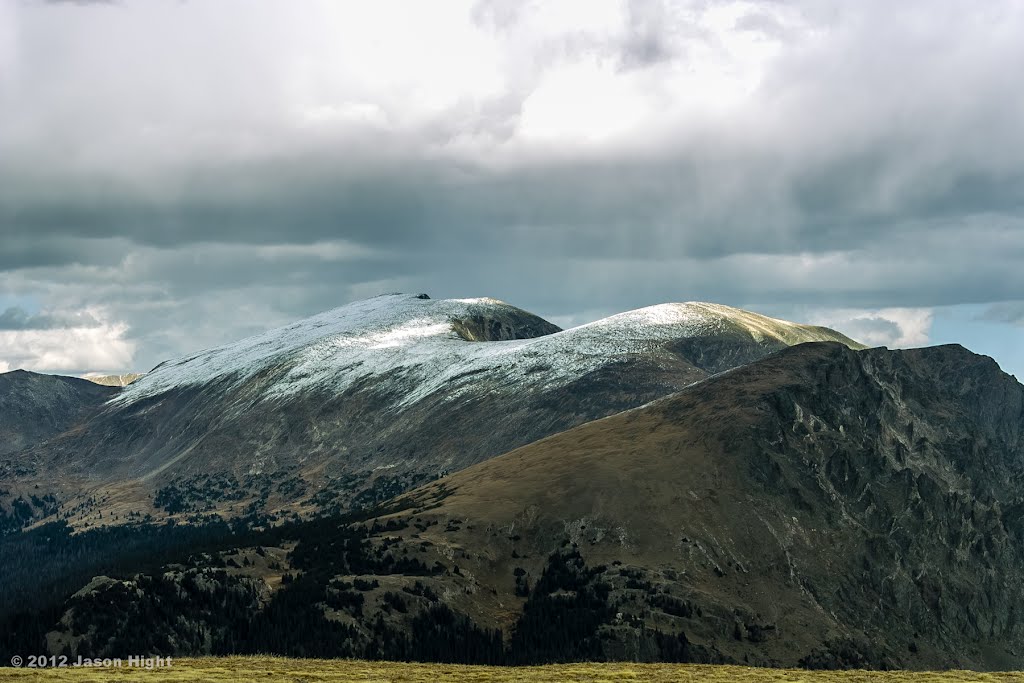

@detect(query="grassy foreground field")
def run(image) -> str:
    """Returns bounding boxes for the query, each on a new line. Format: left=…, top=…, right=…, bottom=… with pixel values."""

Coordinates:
left=3, top=658, right=1024, bottom=682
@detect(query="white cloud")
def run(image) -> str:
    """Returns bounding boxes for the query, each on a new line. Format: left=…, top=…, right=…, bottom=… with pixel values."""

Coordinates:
left=0, top=0, right=824, bottom=166
left=808, top=308, right=934, bottom=348
left=0, top=308, right=136, bottom=374
left=0, top=360, right=10, bottom=373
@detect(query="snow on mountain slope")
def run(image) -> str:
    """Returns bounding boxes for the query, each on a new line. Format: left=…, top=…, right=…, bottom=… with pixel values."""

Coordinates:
left=116, top=294, right=864, bottom=409
left=10, top=293, right=867, bottom=527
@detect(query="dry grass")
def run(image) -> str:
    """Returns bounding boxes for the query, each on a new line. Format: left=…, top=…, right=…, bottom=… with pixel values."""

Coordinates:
left=2, top=658, right=1024, bottom=682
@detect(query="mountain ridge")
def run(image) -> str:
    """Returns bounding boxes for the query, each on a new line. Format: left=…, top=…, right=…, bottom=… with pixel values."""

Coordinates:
left=113, top=294, right=863, bottom=408
left=0, top=369, right=118, bottom=458
left=1, top=294, right=863, bottom=531
left=351, top=341, right=1024, bottom=668
left=81, top=373, right=144, bottom=388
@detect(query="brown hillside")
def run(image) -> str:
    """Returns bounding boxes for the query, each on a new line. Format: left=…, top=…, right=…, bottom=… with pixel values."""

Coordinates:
left=378, top=342, right=1024, bottom=669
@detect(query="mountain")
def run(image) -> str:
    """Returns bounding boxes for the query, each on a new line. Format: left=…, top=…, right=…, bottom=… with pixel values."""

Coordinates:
left=368, top=342, right=1024, bottom=668
left=29, top=342, right=1024, bottom=669
left=82, top=373, right=144, bottom=388
left=5, top=294, right=861, bottom=528
left=0, top=370, right=119, bottom=533
left=0, top=370, right=118, bottom=458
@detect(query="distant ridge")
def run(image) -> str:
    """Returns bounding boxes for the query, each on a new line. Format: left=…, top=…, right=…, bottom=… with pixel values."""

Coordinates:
left=0, top=369, right=118, bottom=457
left=82, top=373, right=144, bottom=387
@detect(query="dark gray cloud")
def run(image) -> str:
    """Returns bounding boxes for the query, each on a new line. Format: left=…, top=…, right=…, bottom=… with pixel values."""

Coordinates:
left=0, top=306, right=102, bottom=331
left=5, top=150, right=1021, bottom=265
left=980, top=302, right=1024, bottom=326
left=0, top=0, right=1022, bottom=375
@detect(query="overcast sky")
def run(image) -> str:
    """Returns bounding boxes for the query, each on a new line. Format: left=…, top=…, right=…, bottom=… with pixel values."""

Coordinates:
left=1, top=0, right=1022, bottom=379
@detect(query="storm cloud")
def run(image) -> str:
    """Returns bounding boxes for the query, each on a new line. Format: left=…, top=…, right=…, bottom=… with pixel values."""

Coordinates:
left=1, top=0, right=1022, bottom=375
left=0, top=306, right=103, bottom=330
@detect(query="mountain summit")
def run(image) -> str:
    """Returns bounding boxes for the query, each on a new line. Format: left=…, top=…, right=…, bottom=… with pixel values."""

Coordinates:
left=115, top=294, right=861, bottom=407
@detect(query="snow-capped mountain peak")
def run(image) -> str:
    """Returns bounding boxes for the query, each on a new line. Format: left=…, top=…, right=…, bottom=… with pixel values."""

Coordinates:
left=19, top=293, right=866, bottom=523
left=115, top=294, right=558, bottom=405
left=115, top=294, right=862, bottom=409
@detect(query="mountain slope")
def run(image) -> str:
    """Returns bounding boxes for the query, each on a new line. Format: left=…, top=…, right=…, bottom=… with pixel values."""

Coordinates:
left=38, top=341, right=1024, bottom=669
left=0, top=370, right=118, bottom=458
left=0, top=370, right=119, bottom=533
left=364, top=342, right=1024, bottom=668
left=10, top=294, right=862, bottom=526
